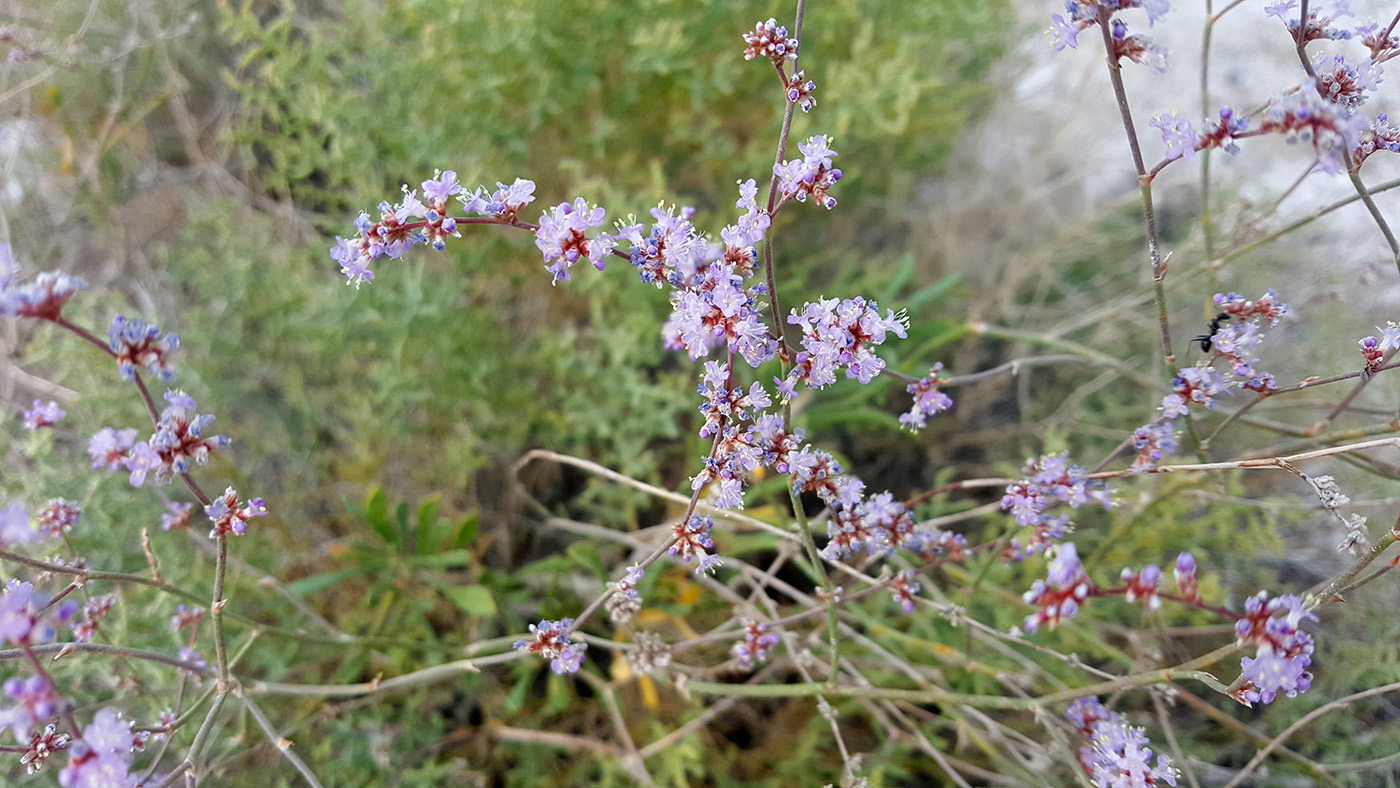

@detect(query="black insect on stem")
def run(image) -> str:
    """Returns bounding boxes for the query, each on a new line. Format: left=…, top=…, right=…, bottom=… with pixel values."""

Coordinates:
left=1193, top=312, right=1232, bottom=353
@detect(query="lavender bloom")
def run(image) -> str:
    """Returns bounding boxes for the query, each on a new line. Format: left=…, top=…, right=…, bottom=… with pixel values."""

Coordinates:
left=514, top=619, right=588, bottom=675
left=58, top=708, right=145, bottom=788
left=1234, top=592, right=1317, bottom=704
left=773, top=135, right=843, bottom=209
left=205, top=487, right=269, bottom=538
left=0, top=271, right=88, bottom=320
left=670, top=515, right=723, bottom=574
left=742, top=17, right=799, bottom=65
left=1065, top=698, right=1179, bottom=787
left=36, top=499, right=80, bottom=538
left=900, top=362, right=953, bottom=430
left=107, top=315, right=180, bottom=382
left=0, top=502, right=39, bottom=549
left=0, top=580, right=49, bottom=646
left=731, top=620, right=780, bottom=669
left=1023, top=542, right=1091, bottom=632
left=1131, top=421, right=1176, bottom=470
left=534, top=197, right=614, bottom=285
left=779, top=296, right=908, bottom=395
left=87, top=428, right=137, bottom=471
left=22, top=400, right=64, bottom=429
left=1149, top=111, right=1198, bottom=161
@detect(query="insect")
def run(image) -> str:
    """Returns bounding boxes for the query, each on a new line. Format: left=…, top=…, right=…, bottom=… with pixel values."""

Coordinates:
left=1193, top=312, right=1232, bottom=353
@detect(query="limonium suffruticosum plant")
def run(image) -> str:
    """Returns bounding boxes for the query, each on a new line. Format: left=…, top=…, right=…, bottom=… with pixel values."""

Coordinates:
left=5, top=0, right=1400, bottom=785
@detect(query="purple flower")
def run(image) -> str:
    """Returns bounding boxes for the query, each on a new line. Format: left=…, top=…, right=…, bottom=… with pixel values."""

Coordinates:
left=514, top=619, right=587, bottom=675
left=1121, top=564, right=1162, bottom=609
left=534, top=197, right=614, bottom=285
left=1065, top=698, right=1179, bottom=787
left=0, top=271, right=88, bottom=320
left=742, top=17, right=799, bottom=65
left=0, top=580, right=45, bottom=646
left=900, top=363, right=954, bottom=430
left=87, top=428, right=137, bottom=471
left=107, top=315, right=180, bottom=382
left=123, top=442, right=161, bottom=488
left=1049, top=14, right=1079, bottom=50
left=1150, top=112, right=1197, bottom=161
left=669, top=515, right=722, bottom=574
left=461, top=178, right=536, bottom=221
left=890, top=571, right=921, bottom=612
left=1233, top=592, right=1317, bottom=704
left=1022, top=542, right=1091, bottom=633
left=731, top=620, right=781, bottom=668
left=422, top=170, right=462, bottom=203
left=786, top=70, right=816, bottom=112
left=773, top=135, right=843, bottom=209
left=59, top=707, right=144, bottom=788
left=22, top=400, right=65, bottom=430
left=1131, top=421, right=1176, bottom=469
left=0, top=502, right=39, bottom=548
left=160, top=502, right=194, bottom=531
left=205, top=487, right=268, bottom=538
left=779, top=296, right=908, bottom=394
left=36, top=499, right=80, bottom=538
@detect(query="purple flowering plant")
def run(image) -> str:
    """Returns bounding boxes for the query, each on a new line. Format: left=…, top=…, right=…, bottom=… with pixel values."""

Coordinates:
left=5, top=0, right=1400, bottom=785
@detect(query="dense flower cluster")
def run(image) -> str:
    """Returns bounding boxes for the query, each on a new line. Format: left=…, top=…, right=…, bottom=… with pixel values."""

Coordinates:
left=107, top=315, right=179, bottom=382
left=1233, top=591, right=1316, bottom=705
left=0, top=580, right=54, bottom=646
left=779, top=296, right=908, bottom=396
left=1065, top=698, right=1179, bottom=787
left=606, top=564, right=646, bottom=625
left=820, top=491, right=918, bottom=561
left=731, top=620, right=781, bottom=669
left=1265, top=0, right=1353, bottom=44
left=1312, top=52, right=1383, bottom=108
left=22, top=400, right=64, bottom=430
left=1259, top=82, right=1369, bottom=174
left=669, top=261, right=775, bottom=367
left=462, top=178, right=536, bottom=223
left=2, top=674, right=60, bottom=751
left=1001, top=454, right=1112, bottom=557
left=899, top=362, right=953, bottom=430
left=58, top=708, right=147, bottom=788
left=514, top=618, right=587, bottom=675
left=670, top=514, right=723, bottom=574
left=1150, top=105, right=1249, bottom=161
left=0, top=270, right=87, bottom=320
left=36, top=499, right=80, bottom=539
left=1130, top=421, right=1176, bottom=470
left=535, top=198, right=614, bottom=285
left=1048, top=0, right=1172, bottom=53
left=742, top=18, right=799, bottom=66
left=621, top=203, right=708, bottom=289
left=1022, top=542, right=1092, bottom=632
left=115, top=391, right=230, bottom=487
left=773, top=136, right=843, bottom=209
left=1357, top=322, right=1399, bottom=373
left=1120, top=564, right=1161, bottom=609
left=204, top=487, right=268, bottom=538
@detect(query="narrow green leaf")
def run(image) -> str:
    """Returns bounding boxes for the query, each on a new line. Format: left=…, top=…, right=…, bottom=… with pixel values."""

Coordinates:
left=442, top=584, right=497, bottom=617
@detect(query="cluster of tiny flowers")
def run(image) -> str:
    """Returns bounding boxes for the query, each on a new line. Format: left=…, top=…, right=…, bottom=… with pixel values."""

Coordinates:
left=36, top=499, right=81, bottom=539
left=204, top=487, right=268, bottom=538
left=515, top=618, right=587, bottom=675
left=1233, top=592, right=1317, bottom=705
left=1049, top=0, right=1171, bottom=53
left=718, top=178, right=771, bottom=279
left=889, top=571, right=921, bottom=612
left=2, top=674, right=60, bottom=750
left=1119, top=564, right=1161, bottom=610
left=120, top=391, right=230, bottom=487
left=620, top=203, right=709, bottom=289
left=605, top=564, right=646, bottom=625
left=689, top=364, right=773, bottom=508
left=0, top=270, right=88, bottom=320
left=21, top=399, right=63, bottom=430
left=20, top=723, right=69, bottom=774
left=1022, top=542, right=1092, bottom=633
left=1001, top=454, right=1112, bottom=557
left=1064, top=698, right=1179, bottom=787
left=1265, top=0, right=1353, bottom=44
left=1357, top=20, right=1400, bottom=60
left=535, top=197, right=614, bottom=285
left=1312, top=52, right=1383, bottom=108
left=900, top=362, right=954, bottom=430
left=1308, top=474, right=1369, bottom=552
left=731, top=620, right=781, bottom=669
left=786, top=70, right=817, bottom=112
left=1354, top=113, right=1400, bottom=166
left=670, top=514, right=723, bottom=574
left=87, top=427, right=135, bottom=471
left=462, top=178, right=536, bottom=223
left=669, top=261, right=775, bottom=367
left=821, top=490, right=924, bottom=561
left=908, top=527, right=969, bottom=562
left=107, top=315, right=179, bottom=382
left=1150, top=105, right=1249, bottom=161
left=773, top=136, right=843, bottom=209
left=1357, top=322, right=1399, bottom=373
left=160, top=502, right=194, bottom=531
left=788, top=446, right=847, bottom=501
left=779, top=296, right=908, bottom=396
left=57, top=708, right=147, bottom=788
left=1259, top=82, right=1369, bottom=174
left=742, top=18, right=799, bottom=66
left=1130, top=421, right=1177, bottom=470
left=0, top=579, right=54, bottom=646
left=625, top=632, right=673, bottom=675
left=70, top=595, right=115, bottom=643
left=1109, top=19, right=1169, bottom=73
left=0, top=501, right=40, bottom=549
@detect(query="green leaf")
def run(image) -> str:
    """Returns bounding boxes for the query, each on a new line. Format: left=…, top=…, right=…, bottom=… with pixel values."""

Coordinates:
left=415, top=495, right=441, bottom=555
left=408, top=549, right=476, bottom=569
left=441, top=584, right=497, bottom=617
left=286, top=566, right=370, bottom=597
left=455, top=514, right=480, bottom=549
left=395, top=500, right=411, bottom=551
left=566, top=542, right=608, bottom=581
left=363, top=487, right=395, bottom=546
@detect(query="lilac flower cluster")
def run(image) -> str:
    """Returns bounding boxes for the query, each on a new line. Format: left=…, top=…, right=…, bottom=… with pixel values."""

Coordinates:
left=1234, top=591, right=1316, bottom=705
left=1312, top=52, right=1383, bottom=108
left=22, top=400, right=64, bottom=430
left=462, top=178, right=536, bottom=223
left=1130, top=421, right=1176, bottom=470
left=1022, top=542, right=1091, bottom=632
left=0, top=270, right=87, bottom=321
left=94, top=390, right=230, bottom=488
left=731, top=620, right=781, bottom=669
left=534, top=198, right=614, bottom=285
left=779, top=296, right=908, bottom=396
left=606, top=564, right=646, bottom=625
left=669, top=261, right=775, bottom=367
left=204, top=487, right=269, bottom=538
left=1265, top=0, right=1353, bottom=44
left=36, top=499, right=81, bottom=538
left=1001, top=453, right=1112, bottom=558
left=71, top=595, right=114, bottom=643
left=889, top=571, right=921, bottom=612
left=0, top=579, right=54, bottom=646
left=742, top=18, right=799, bottom=66
left=107, top=315, right=179, bottom=382
left=1049, top=0, right=1171, bottom=54
left=820, top=491, right=919, bottom=561
left=899, top=362, right=953, bottom=430
left=58, top=708, right=147, bottom=788
left=514, top=618, right=587, bottom=675
left=621, top=203, right=708, bottom=289
left=1259, top=82, right=1369, bottom=174
left=1119, top=564, right=1161, bottom=610
left=773, top=135, right=843, bottom=209
left=2, top=674, right=64, bottom=771
left=1149, top=105, right=1249, bottom=161
left=1064, top=698, right=1179, bottom=787
left=670, top=514, right=723, bottom=574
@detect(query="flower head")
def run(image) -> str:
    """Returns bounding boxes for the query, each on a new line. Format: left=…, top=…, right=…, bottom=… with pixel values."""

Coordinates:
left=107, top=315, right=179, bottom=382
left=535, top=198, right=613, bottom=285
left=22, top=400, right=64, bottom=430
left=205, top=487, right=268, bottom=538
left=900, top=363, right=954, bottom=430
left=514, top=618, right=587, bottom=675
left=0, top=271, right=87, bottom=320
left=742, top=18, right=799, bottom=66
left=774, top=136, right=843, bottom=209
left=731, top=620, right=780, bottom=668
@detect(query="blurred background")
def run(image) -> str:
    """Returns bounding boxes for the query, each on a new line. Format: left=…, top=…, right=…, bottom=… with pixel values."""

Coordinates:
left=3, top=0, right=1400, bottom=785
